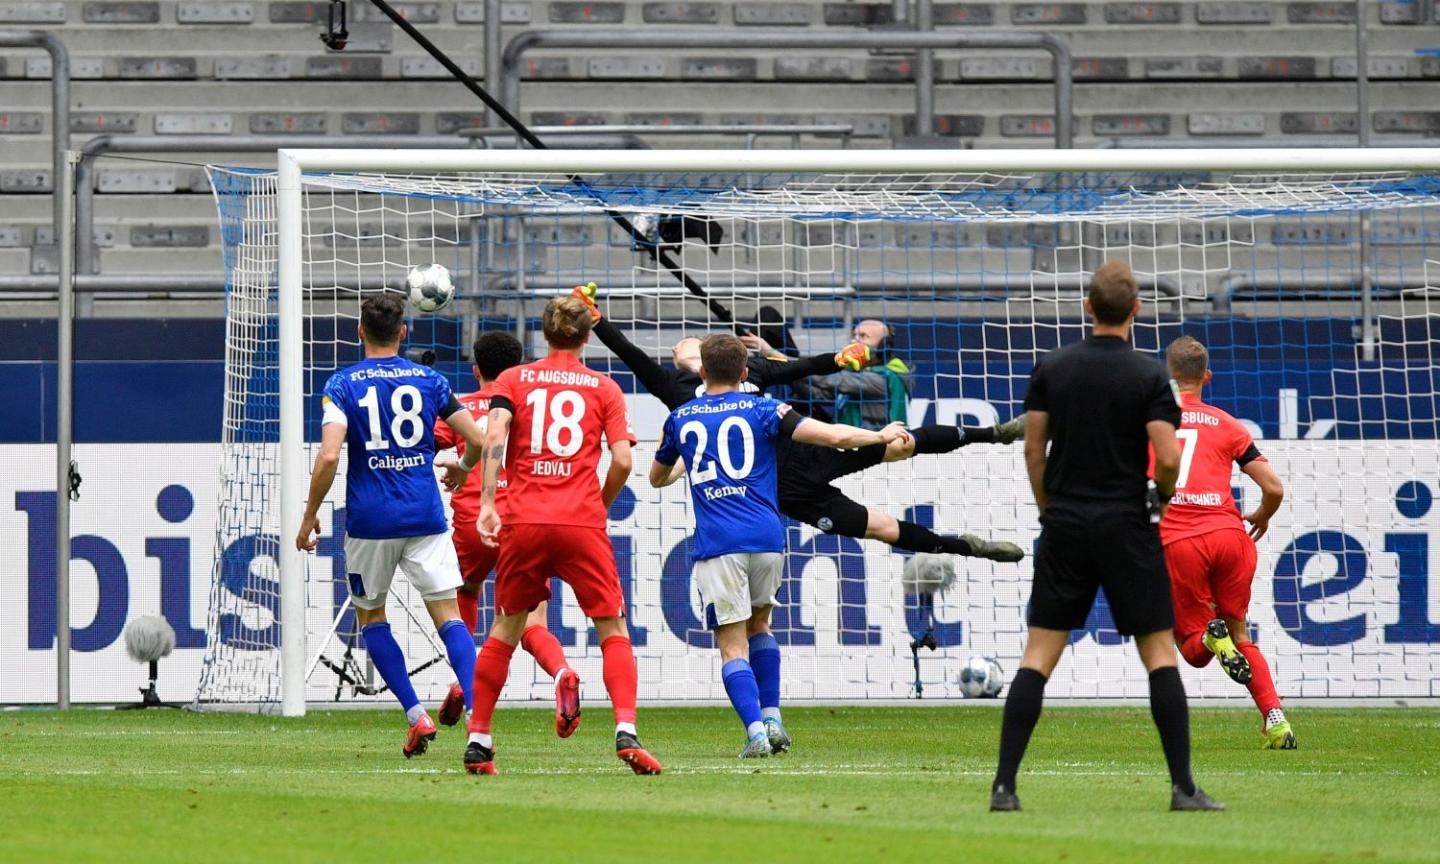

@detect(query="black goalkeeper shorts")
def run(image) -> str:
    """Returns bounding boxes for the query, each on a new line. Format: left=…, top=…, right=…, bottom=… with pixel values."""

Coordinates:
left=775, top=440, right=888, bottom=538
left=1028, top=498, right=1175, bottom=637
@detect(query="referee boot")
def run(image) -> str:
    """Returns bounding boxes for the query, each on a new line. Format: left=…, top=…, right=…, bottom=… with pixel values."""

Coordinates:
left=989, top=784, right=1021, bottom=812
left=1202, top=619, right=1252, bottom=685
left=1171, top=785, right=1226, bottom=812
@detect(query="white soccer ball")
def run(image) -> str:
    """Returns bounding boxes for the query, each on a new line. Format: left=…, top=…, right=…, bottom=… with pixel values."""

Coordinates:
left=958, top=656, right=1005, bottom=699
left=902, top=552, right=957, bottom=595
left=407, top=263, right=454, bottom=313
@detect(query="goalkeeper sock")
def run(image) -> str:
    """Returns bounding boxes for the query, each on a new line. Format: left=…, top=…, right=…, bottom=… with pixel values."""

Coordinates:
left=1148, top=666, right=1197, bottom=797
left=439, top=619, right=477, bottom=711
left=894, top=520, right=974, bottom=557
left=467, top=637, right=516, bottom=735
left=907, top=425, right=965, bottom=454
left=601, top=635, right=639, bottom=726
left=521, top=624, right=570, bottom=680
left=456, top=588, right=480, bottom=635
left=994, top=666, right=1047, bottom=793
left=748, top=632, right=782, bottom=718
left=721, top=659, right=765, bottom=736
left=361, top=622, right=422, bottom=721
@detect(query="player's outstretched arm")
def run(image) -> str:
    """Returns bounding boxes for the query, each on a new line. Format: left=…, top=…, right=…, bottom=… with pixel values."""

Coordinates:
left=579, top=285, right=693, bottom=410
left=602, top=439, right=633, bottom=508
left=790, top=414, right=909, bottom=450
left=1241, top=458, right=1285, bottom=541
left=296, top=421, right=346, bottom=551
left=1024, top=410, right=1050, bottom=515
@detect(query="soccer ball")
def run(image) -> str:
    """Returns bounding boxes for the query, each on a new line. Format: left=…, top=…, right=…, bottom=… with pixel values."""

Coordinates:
left=406, top=263, right=454, bottom=313
left=958, top=656, right=1005, bottom=698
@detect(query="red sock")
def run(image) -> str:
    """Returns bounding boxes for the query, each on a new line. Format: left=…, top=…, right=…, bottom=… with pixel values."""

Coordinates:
left=457, top=589, right=480, bottom=636
left=600, top=635, right=638, bottom=725
left=521, top=625, right=570, bottom=679
left=1238, top=642, right=1282, bottom=717
left=1179, top=632, right=1212, bottom=668
left=467, top=638, right=516, bottom=734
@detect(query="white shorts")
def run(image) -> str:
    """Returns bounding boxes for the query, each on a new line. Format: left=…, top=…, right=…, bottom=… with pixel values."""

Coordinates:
left=694, top=552, right=784, bottom=628
left=344, top=532, right=463, bottom=611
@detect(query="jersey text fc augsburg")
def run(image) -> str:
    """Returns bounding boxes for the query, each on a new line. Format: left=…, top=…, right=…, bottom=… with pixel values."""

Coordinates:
left=490, top=352, right=635, bottom=529
left=321, top=355, right=458, bottom=539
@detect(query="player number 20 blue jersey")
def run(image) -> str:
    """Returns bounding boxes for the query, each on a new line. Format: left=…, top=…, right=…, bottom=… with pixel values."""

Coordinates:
left=321, top=355, right=456, bottom=539
left=655, top=392, right=788, bottom=561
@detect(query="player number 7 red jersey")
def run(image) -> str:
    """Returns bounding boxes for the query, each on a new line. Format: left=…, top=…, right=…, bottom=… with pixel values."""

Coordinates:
left=1153, top=390, right=1267, bottom=545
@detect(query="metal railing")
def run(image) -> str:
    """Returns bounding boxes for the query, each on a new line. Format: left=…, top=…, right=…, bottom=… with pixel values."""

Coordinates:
left=460, top=124, right=855, bottom=150
left=500, top=29, right=1074, bottom=149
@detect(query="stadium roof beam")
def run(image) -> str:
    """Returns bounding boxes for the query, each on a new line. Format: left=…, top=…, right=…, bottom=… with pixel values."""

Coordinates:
left=498, top=28, right=1075, bottom=150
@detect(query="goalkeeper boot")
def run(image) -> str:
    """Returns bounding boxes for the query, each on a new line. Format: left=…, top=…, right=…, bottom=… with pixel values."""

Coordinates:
left=555, top=668, right=582, bottom=739
left=437, top=682, right=465, bottom=728
left=616, top=731, right=664, bottom=775
left=961, top=533, right=1026, bottom=563
left=1202, top=619, right=1252, bottom=685
left=989, top=784, right=1021, bottom=812
left=463, top=741, right=498, bottom=776
left=765, top=717, right=792, bottom=754
left=1171, top=785, right=1226, bottom=812
left=1262, top=709, right=1297, bottom=750
left=992, top=415, right=1028, bottom=445
left=403, top=714, right=437, bottom=759
left=741, top=731, right=771, bottom=759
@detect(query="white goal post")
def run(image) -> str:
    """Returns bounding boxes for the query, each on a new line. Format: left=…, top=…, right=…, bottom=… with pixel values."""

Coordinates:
left=209, top=147, right=1440, bottom=716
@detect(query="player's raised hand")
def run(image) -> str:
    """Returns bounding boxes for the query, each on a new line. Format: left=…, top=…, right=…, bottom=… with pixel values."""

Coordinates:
left=571, top=281, right=602, bottom=322
left=478, top=505, right=502, bottom=548
left=440, top=461, right=469, bottom=492
left=1244, top=510, right=1270, bottom=541
left=835, top=341, right=872, bottom=371
left=295, top=514, right=321, bottom=552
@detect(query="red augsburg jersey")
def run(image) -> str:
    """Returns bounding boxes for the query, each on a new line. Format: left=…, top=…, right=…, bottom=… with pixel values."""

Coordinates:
left=490, top=352, right=635, bottom=528
left=1157, top=390, right=1267, bottom=545
left=434, top=384, right=506, bottom=529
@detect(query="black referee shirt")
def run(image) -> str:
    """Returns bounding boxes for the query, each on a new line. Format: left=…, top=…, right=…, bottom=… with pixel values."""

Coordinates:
left=1023, top=335, right=1182, bottom=503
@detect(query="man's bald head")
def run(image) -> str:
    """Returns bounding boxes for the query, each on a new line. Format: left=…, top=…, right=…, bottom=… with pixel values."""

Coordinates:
left=1087, top=260, right=1140, bottom=326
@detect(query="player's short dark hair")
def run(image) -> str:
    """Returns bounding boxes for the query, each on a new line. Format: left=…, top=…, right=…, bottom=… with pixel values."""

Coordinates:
left=360, top=293, right=406, bottom=345
left=1166, top=335, right=1209, bottom=384
left=700, top=334, right=748, bottom=385
left=542, top=296, right=593, bottom=350
left=1088, top=260, right=1139, bottom=325
left=472, top=331, right=524, bottom=381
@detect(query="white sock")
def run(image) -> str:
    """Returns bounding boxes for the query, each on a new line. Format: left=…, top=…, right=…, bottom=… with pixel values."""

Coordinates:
left=555, top=666, right=570, bottom=683
left=762, top=707, right=782, bottom=723
left=468, top=732, right=493, bottom=749
left=615, top=722, right=637, bottom=737
left=1265, top=707, right=1287, bottom=729
left=747, top=720, right=766, bottom=738
left=405, top=705, right=426, bottom=725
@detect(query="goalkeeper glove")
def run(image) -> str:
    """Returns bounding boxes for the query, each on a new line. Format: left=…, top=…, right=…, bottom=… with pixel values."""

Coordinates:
left=835, top=342, right=872, bottom=371
left=571, top=281, right=602, bottom=322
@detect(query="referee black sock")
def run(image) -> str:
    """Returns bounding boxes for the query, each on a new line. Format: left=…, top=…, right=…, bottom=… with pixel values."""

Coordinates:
left=993, top=667, right=1048, bottom=793
left=894, top=520, right=974, bottom=557
left=1148, top=665, right=1197, bottom=797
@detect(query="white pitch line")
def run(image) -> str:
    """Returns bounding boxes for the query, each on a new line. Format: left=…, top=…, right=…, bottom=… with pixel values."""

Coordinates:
left=1, top=766, right=1424, bottom=779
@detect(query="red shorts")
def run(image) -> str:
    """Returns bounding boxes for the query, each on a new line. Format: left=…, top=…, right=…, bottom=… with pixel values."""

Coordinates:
left=1163, top=528, right=1258, bottom=641
left=494, top=523, right=626, bottom=619
left=452, top=519, right=499, bottom=585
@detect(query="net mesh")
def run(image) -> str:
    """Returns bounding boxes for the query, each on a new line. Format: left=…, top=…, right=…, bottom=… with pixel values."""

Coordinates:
left=196, top=163, right=1440, bottom=709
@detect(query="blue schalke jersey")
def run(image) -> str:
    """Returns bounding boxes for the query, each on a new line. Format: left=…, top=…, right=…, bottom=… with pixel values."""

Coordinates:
left=655, top=391, right=789, bottom=561
left=321, top=355, right=456, bottom=539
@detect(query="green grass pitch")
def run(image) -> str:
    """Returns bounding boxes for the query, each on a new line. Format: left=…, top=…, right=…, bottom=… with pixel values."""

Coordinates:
left=3, top=706, right=1436, bottom=863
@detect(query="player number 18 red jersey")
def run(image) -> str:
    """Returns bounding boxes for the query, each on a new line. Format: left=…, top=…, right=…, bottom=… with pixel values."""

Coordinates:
left=490, top=352, right=636, bottom=529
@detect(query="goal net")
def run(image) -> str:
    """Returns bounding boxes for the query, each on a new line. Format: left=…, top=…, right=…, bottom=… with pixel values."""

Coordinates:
left=197, top=150, right=1440, bottom=714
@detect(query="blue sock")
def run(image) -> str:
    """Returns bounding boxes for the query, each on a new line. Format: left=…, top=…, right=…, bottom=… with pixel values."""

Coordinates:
left=362, top=622, right=421, bottom=719
left=749, top=632, right=781, bottom=720
left=439, top=619, right=477, bottom=710
left=721, top=658, right=764, bottom=735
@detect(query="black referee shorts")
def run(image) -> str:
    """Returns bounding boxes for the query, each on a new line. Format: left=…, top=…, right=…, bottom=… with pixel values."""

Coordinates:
left=1029, top=498, right=1175, bottom=637
left=775, top=440, right=888, bottom=538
